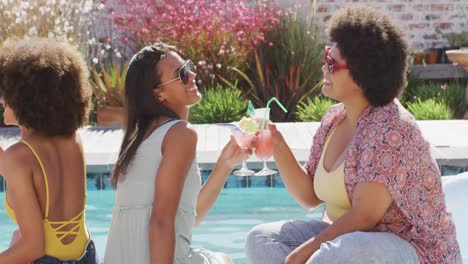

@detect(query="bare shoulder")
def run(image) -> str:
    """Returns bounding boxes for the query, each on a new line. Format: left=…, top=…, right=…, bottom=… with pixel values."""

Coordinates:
left=74, top=132, right=83, bottom=145
left=0, top=142, right=34, bottom=179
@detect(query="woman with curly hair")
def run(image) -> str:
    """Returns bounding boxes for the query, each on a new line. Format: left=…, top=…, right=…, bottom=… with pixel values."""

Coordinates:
left=0, top=38, right=99, bottom=263
left=245, top=6, right=461, bottom=264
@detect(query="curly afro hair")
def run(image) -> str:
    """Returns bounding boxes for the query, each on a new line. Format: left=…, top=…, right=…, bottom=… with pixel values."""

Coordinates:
left=0, top=38, right=92, bottom=136
left=327, top=6, right=409, bottom=107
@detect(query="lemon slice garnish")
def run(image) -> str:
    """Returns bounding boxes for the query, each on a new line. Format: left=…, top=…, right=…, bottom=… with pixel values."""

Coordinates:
left=239, top=117, right=258, bottom=135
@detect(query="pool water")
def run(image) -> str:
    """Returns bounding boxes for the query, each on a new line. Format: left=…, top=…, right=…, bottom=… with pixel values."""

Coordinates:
left=0, top=188, right=323, bottom=263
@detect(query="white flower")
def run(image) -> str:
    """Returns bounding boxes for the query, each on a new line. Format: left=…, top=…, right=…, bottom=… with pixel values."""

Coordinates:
left=28, top=26, right=37, bottom=36
left=92, top=58, right=98, bottom=64
left=115, top=52, right=122, bottom=58
left=19, top=2, right=29, bottom=10
left=98, top=3, right=105, bottom=10
left=83, top=0, right=92, bottom=13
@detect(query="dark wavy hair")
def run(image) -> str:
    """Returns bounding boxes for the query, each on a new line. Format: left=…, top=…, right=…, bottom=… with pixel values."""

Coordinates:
left=0, top=38, right=92, bottom=136
left=327, top=6, right=409, bottom=106
left=110, top=43, right=180, bottom=187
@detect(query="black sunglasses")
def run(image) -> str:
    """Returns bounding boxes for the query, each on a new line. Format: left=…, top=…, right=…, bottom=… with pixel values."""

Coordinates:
left=156, top=60, right=196, bottom=87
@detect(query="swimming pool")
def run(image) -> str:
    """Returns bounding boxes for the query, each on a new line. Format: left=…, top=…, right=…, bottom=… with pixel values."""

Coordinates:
left=0, top=188, right=323, bottom=263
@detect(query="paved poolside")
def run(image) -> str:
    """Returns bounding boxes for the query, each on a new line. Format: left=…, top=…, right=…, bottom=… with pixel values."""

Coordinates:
left=0, top=120, right=467, bottom=172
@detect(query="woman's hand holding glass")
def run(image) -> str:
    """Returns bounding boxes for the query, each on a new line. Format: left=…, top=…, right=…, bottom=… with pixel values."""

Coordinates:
left=219, top=136, right=252, bottom=169
left=231, top=129, right=256, bottom=176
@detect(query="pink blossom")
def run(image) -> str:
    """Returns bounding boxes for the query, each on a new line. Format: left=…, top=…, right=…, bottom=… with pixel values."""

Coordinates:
left=111, top=0, right=282, bottom=85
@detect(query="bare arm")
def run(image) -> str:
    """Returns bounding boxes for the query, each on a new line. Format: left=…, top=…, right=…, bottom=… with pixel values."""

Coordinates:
left=149, top=124, right=197, bottom=264
left=195, top=136, right=248, bottom=226
left=284, top=182, right=393, bottom=263
left=0, top=145, right=46, bottom=263
left=1, top=145, right=6, bottom=246
left=269, top=124, right=322, bottom=209
left=9, top=229, right=21, bottom=247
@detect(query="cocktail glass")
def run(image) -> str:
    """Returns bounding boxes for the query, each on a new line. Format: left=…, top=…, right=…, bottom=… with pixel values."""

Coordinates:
left=254, top=128, right=277, bottom=176
left=253, top=108, right=270, bottom=129
left=232, top=130, right=255, bottom=176
left=252, top=108, right=277, bottom=176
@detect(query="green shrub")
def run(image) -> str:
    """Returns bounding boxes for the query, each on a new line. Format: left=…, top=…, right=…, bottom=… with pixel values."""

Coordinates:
left=418, top=82, right=464, bottom=113
left=189, top=84, right=248, bottom=124
left=222, top=5, right=325, bottom=122
left=295, top=96, right=335, bottom=122
left=399, top=69, right=424, bottom=106
left=407, top=98, right=453, bottom=120
left=90, top=63, right=127, bottom=107
left=401, top=78, right=464, bottom=116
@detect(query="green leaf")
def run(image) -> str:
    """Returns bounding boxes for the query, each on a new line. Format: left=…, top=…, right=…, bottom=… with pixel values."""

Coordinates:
left=295, top=96, right=336, bottom=122
left=189, top=83, right=249, bottom=124
left=407, top=98, right=453, bottom=120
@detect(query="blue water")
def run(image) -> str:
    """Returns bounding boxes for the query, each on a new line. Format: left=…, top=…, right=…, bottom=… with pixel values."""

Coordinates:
left=0, top=188, right=323, bottom=263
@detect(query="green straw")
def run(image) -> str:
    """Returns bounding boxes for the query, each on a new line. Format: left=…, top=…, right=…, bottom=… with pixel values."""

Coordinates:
left=261, top=97, right=288, bottom=131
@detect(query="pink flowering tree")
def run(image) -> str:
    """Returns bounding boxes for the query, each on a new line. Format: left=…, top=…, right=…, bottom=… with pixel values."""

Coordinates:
left=110, top=0, right=282, bottom=87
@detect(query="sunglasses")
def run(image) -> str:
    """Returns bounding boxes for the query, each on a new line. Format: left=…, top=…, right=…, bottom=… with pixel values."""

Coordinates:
left=325, top=46, right=348, bottom=74
left=156, top=59, right=196, bottom=88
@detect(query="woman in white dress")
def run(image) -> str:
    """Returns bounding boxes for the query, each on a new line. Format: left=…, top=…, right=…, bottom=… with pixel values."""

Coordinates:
left=104, top=43, right=248, bottom=264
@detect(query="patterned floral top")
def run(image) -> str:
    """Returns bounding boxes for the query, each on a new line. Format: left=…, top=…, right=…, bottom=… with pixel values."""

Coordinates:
left=304, top=99, right=461, bottom=264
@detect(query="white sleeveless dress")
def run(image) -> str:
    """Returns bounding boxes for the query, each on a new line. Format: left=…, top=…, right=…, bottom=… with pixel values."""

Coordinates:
left=104, top=120, right=224, bottom=264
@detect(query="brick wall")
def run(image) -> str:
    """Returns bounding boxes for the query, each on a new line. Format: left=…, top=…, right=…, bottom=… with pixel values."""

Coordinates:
left=310, top=0, right=467, bottom=50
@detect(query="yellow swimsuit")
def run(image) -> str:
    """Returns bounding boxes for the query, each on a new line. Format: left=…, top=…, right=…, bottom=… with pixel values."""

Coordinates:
left=4, top=140, right=89, bottom=260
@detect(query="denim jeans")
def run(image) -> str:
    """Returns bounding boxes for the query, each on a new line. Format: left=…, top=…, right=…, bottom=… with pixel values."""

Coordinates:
left=245, top=220, right=420, bottom=264
left=32, top=240, right=101, bottom=264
